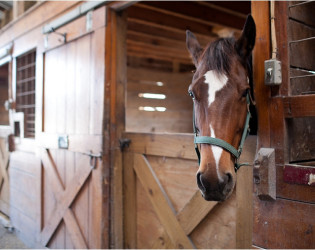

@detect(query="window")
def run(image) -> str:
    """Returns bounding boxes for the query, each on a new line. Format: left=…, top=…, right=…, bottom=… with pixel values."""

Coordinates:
left=15, top=50, right=36, bottom=138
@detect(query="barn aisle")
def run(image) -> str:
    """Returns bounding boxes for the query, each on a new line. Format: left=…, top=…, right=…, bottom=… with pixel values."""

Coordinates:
left=0, top=224, right=28, bottom=249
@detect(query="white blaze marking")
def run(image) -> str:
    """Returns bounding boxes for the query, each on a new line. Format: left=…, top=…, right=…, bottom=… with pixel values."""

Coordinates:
left=204, top=70, right=228, bottom=107
left=210, top=125, right=223, bottom=182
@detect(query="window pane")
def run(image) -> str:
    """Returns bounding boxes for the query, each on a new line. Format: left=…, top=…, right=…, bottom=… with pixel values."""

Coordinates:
left=16, top=50, right=36, bottom=138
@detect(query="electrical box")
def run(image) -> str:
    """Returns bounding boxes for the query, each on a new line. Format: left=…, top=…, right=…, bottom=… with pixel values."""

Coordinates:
left=264, top=59, right=282, bottom=85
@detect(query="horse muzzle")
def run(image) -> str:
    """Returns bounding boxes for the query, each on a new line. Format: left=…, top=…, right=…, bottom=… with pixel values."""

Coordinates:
left=196, top=171, right=235, bottom=201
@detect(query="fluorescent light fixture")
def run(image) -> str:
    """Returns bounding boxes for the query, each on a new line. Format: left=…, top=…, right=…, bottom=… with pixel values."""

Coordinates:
left=139, top=106, right=155, bottom=112
left=138, top=106, right=167, bottom=112
left=138, top=93, right=166, bottom=99
left=155, top=107, right=166, bottom=112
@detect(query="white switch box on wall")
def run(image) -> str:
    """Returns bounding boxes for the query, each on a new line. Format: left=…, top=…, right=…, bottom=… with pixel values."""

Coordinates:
left=264, top=59, right=282, bottom=85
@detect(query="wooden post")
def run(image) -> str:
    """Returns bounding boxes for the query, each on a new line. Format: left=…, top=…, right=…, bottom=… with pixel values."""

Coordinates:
left=13, top=1, right=25, bottom=19
left=105, top=7, right=127, bottom=249
left=252, top=1, right=271, bottom=149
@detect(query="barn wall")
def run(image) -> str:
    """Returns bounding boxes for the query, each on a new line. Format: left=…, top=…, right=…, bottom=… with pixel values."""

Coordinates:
left=253, top=1, right=315, bottom=248
left=0, top=2, right=108, bottom=248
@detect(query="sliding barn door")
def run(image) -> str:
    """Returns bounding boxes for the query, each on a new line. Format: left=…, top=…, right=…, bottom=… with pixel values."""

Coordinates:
left=39, top=7, right=107, bottom=248
left=252, top=2, right=315, bottom=248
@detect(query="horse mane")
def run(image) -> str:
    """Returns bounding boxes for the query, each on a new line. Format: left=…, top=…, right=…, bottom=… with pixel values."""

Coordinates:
left=200, top=37, right=236, bottom=76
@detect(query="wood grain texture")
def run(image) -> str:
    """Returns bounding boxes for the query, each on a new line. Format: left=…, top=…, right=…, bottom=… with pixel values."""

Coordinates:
left=236, top=135, right=257, bottom=248
left=283, top=95, right=315, bottom=118
left=253, top=196, right=315, bottom=248
left=133, top=154, right=194, bottom=249
left=252, top=1, right=271, bottom=149
left=123, top=132, right=196, bottom=160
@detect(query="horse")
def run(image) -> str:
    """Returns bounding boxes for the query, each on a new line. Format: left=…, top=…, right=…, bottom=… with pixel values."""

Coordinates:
left=186, top=15, right=256, bottom=201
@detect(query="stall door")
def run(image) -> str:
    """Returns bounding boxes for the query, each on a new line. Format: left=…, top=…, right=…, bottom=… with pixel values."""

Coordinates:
left=0, top=62, right=11, bottom=218
left=122, top=132, right=256, bottom=249
left=39, top=7, right=107, bottom=248
left=252, top=2, right=315, bottom=248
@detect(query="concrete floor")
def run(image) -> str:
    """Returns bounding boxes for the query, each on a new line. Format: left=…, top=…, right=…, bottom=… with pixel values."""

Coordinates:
left=0, top=224, right=28, bottom=249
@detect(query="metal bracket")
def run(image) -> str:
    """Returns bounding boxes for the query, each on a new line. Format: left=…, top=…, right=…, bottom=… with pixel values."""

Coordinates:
left=50, top=28, right=67, bottom=43
left=119, top=138, right=131, bottom=152
left=82, top=151, right=102, bottom=169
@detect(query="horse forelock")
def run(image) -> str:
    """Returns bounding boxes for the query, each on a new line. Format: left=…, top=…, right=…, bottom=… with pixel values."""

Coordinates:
left=200, top=37, right=236, bottom=76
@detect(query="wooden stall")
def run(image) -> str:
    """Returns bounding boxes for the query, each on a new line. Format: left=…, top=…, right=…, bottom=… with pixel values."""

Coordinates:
left=252, top=1, right=315, bottom=248
left=0, top=1, right=313, bottom=249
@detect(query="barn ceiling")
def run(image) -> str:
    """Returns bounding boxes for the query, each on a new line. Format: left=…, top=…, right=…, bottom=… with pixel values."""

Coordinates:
left=127, top=1, right=251, bottom=72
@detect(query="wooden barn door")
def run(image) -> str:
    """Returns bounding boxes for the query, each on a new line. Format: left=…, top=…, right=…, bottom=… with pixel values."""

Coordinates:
left=122, top=132, right=256, bottom=249
left=0, top=60, right=12, bottom=218
left=38, top=7, right=107, bottom=248
left=252, top=1, right=315, bottom=248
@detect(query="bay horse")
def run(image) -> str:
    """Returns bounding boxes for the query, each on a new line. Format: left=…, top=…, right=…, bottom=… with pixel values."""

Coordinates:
left=186, top=15, right=256, bottom=201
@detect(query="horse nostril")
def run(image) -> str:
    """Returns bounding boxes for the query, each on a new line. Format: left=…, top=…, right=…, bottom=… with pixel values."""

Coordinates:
left=224, top=173, right=233, bottom=186
left=196, top=172, right=206, bottom=192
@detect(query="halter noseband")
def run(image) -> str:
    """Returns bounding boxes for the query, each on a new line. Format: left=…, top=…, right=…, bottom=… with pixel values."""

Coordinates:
left=190, top=91, right=252, bottom=172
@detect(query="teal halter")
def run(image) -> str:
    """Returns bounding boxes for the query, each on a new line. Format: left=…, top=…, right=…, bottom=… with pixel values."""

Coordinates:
left=190, top=91, right=251, bottom=172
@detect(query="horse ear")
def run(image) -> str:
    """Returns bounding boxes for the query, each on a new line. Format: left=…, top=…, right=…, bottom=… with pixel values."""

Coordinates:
left=236, top=15, right=256, bottom=59
left=186, top=30, right=202, bottom=66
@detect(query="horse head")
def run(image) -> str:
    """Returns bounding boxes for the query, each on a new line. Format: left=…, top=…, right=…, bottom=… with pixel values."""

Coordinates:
left=186, top=15, right=256, bottom=201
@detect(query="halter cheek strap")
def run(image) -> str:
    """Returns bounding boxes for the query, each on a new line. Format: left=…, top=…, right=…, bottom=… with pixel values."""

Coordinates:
left=191, top=93, right=251, bottom=172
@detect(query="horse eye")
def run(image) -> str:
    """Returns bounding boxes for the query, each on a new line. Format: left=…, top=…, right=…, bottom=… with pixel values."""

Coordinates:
left=242, top=89, right=248, bottom=98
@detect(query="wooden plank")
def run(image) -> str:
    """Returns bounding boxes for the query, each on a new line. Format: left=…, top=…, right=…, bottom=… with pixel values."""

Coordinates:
left=0, top=2, right=80, bottom=48
left=236, top=135, right=256, bottom=248
left=283, top=164, right=315, bottom=186
left=71, top=153, right=89, bottom=247
left=289, top=1, right=315, bottom=27
left=127, top=19, right=214, bottom=47
left=123, top=132, right=196, bottom=160
left=64, top=152, right=75, bottom=249
left=63, top=204, right=88, bottom=249
left=44, top=6, right=106, bottom=52
left=75, top=34, right=91, bottom=135
left=283, top=95, right=315, bottom=118
left=140, top=2, right=245, bottom=30
left=127, top=40, right=191, bottom=64
left=288, top=19, right=315, bottom=41
left=287, top=117, right=315, bottom=162
left=127, top=30, right=187, bottom=51
left=290, top=38, right=315, bottom=71
left=252, top=1, right=271, bottom=148
left=277, top=164, right=315, bottom=203
left=290, top=75, right=315, bottom=95
left=40, top=150, right=93, bottom=246
left=89, top=26, right=105, bottom=135
left=123, top=152, right=137, bottom=249
left=177, top=191, right=217, bottom=235
left=127, top=5, right=215, bottom=37
left=290, top=67, right=314, bottom=77
left=190, top=191, right=236, bottom=249
left=253, top=196, right=315, bottom=248
left=112, top=11, right=127, bottom=248
left=275, top=1, right=290, bottom=96
left=270, top=98, right=285, bottom=165
left=38, top=133, right=102, bottom=154
left=128, top=67, right=193, bottom=86
left=133, top=154, right=194, bottom=249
